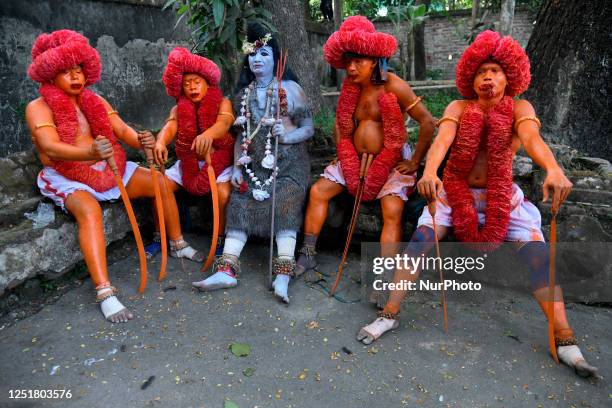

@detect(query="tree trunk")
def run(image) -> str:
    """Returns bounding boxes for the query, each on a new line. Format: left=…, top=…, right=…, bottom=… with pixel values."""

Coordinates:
left=333, top=0, right=345, bottom=89
left=471, top=0, right=480, bottom=28
left=499, top=0, right=515, bottom=35
left=414, top=0, right=431, bottom=80
left=262, top=0, right=323, bottom=114
left=405, top=30, right=413, bottom=81
left=303, top=0, right=311, bottom=21
left=525, top=0, right=612, bottom=160
left=333, top=0, right=342, bottom=29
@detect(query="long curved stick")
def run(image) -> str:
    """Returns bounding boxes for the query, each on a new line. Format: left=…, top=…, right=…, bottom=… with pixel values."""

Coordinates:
left=201, top=151, right=219, bottom=272
left=429, top=200, right=448, bottom=333
left=329, top=153, right=374, bottom=297
left=548, top=206, right=559, bottom=363
left=143, top=148, right=167, bottom=282
left=107, top=156, right=148, bottom=293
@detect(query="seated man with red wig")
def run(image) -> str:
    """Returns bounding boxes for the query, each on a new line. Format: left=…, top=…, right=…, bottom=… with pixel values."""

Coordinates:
left=150, top=48, right=235, bottom=261
left=356, top=31, right=598, bottom=378
left=296, top=16, right=436, bottom=279
left=25, top=30, right=198, bottom=323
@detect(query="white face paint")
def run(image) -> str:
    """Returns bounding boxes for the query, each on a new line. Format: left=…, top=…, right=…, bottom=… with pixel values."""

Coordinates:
left=248, top=45, right=274, bottom=82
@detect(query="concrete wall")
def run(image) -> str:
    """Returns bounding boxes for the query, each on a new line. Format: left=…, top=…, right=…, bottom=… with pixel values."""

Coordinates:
left=0, top=0, right=190, bottom=156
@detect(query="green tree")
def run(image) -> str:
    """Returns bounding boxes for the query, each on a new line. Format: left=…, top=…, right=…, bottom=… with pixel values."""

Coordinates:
left=163, top=0, right=274, bottom=91
left=385, top=1, right=427, bottom=80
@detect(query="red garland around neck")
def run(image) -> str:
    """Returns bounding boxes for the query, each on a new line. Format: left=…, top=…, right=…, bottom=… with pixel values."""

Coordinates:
left=335, top=80, right=405, bottom=201
left=443, top=96, right=515, bottom=250
left=39, top=83, right=126, bottom=192
left=175, top=87, right=234, bottom=196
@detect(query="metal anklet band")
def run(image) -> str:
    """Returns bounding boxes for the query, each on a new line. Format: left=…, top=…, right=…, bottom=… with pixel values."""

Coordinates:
left=377, top=310, right=399, bottom=321
left=273, top=257, right=296, bottom=276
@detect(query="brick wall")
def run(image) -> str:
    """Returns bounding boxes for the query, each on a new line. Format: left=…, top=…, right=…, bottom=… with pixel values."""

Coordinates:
left=374, top=8, right=536, bottom=79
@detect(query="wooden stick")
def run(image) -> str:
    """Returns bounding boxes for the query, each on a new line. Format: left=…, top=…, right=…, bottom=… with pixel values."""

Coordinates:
left=143, top=147, right=167, bottom=282
left=429, top=200, right=448, bottom=333
left=548, top=205, right=559, bottom=363
left=107, top=155, right=148, bottom=293
left=329, top=153, right=373, bottom=297
left=201, top=151, right=219, bottom=272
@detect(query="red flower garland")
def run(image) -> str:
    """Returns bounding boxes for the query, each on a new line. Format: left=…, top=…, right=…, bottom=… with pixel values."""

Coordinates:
left=39, top=83, right=126, bottom=192
left=175, top=87, right=234, bottom=196
left=335, top=80, right=405, bottom=201
left=443, top=96, right=515, bottom=249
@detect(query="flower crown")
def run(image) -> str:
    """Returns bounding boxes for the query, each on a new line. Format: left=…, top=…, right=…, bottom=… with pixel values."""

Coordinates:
left=241, top=33, right=272, bottom=54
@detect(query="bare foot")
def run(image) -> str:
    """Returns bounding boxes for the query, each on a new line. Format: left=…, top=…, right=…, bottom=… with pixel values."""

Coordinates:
left=356, top=317, right=399, bottom=345
left=171, top=243, right=205, bottom=262
left=99, top=294, right=133, bottom=323
left=558, top=345, right=600, bottom=379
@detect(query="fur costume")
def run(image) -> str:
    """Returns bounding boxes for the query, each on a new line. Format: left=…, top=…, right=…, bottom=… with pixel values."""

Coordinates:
left=226, top=86, right=311, bottom=237
left=162, top=48, right=233, bottom=196
left=28, top=30, right=125, bottom=192
left=323, top=16, right=397, bottom=69
left=455, top=30, right=531, bottom=99
left=335, top=80, right=406, bottom=201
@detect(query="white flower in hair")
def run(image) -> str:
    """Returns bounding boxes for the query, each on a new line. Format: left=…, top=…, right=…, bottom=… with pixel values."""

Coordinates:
left=241, top=33, right=272, bottom=55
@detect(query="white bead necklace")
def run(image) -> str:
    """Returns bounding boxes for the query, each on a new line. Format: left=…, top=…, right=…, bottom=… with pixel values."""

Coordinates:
left=235, top=81, right=279, bottom=201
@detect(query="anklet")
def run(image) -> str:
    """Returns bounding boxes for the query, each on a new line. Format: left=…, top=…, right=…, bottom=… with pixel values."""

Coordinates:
left=96, top=286, right=118, bottom=303
left=299, top=244, right=316, bottom=257
left=273, top=257, right=296, bottom=276
left=377, top=310, right=399, bottom=321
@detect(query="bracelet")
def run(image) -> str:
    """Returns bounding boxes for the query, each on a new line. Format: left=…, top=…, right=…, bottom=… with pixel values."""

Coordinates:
left=35, top=122, right=57, bottom=130
left=437, top=116, right=460, bottom=127
left=514, top=116, right=541, bottom=131
left=405, top=96, right=423, bottom=113
left=107, top=110, right=118, bottom=117
left=218, top=111, right=235, bottom=120
left=165, top=116, right=177, bottom=123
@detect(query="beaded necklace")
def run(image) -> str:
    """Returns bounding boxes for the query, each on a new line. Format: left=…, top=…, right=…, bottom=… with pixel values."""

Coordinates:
left=236, top=80, right=279, bottom=201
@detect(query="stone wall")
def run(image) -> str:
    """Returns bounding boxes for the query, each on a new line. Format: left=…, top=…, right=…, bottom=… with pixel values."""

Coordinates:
left=0, top=0, right=190, bottom=156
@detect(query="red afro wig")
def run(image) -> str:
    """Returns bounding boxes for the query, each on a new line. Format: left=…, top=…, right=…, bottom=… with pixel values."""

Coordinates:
left=28, top=29, right=101, bottom=86
left=162, top=47, right=221, bottom=99
left=455, top=30, right=531, bottom=98
left=323, top=16, right=398, bottom=69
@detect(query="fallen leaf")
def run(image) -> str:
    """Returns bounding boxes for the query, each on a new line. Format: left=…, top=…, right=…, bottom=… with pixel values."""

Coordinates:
left=230, top=342, right=251, bottom=357
left=242, top=367, right=255, bottom=377
left=224, top=401, right=239, bottom=408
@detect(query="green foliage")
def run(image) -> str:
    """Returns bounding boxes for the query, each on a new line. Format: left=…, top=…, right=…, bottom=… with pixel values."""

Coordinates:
left=308, top=0, right=323, bottom=21
left=344, top=0, right=382, bottom=19
left=313, top=106, right=335, bottom=142
left=164, top=0, right=274, bottom=84
left=426, top=68, right=444, bottom=80
left=382, top=1, right=428, bottom=79
left=422, top=88, right=459, bottom=118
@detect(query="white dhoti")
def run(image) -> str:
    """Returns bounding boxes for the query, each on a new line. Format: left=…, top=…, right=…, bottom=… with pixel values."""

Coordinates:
left=417, top=183, right=545, bottom=242
left=321, top=143, right=417, bottom=201
left=164, top=160, right=232, bottom=187
left=37, top=161, right=139, bottom=211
